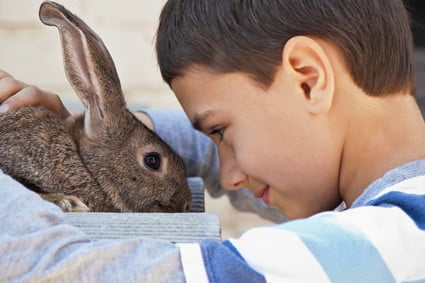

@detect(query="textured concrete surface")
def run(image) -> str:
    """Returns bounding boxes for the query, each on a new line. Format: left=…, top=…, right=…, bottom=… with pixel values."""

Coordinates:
left=64, top=178, right=219, bottom=243
left=64, top=212, right=221, bottom=243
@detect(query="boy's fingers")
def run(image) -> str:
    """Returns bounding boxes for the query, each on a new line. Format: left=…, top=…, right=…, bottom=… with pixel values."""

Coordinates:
left=0, top=76, right=27, bottom=103
left=1, top=86, right=45, bottom=111
left=1, top=86, right=72, bottom=120
left=0, top=69, right=12, bottom=79
left=0, top=70, right=72, bottom=121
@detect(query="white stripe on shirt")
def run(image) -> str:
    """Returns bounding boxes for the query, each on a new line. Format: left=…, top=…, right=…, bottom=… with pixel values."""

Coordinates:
left=229, top=227, right=330, bottom=283
left=177, top=243, right=209, bottom=283
left=336, top=205, right=425, bottom=282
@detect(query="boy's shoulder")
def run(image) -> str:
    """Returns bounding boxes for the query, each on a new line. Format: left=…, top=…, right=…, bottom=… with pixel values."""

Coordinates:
left=352, top=159, right=425, bottom=209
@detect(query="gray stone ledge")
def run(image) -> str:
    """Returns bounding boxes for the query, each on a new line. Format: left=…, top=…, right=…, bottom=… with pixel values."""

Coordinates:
left=63, top=212, right=221, bottom=243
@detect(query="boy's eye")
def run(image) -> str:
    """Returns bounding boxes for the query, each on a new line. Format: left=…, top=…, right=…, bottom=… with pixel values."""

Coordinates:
left=209, top=128, right=225, bottom=142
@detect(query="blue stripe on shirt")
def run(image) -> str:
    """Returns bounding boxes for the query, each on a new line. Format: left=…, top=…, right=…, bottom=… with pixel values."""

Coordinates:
left=200, top=238, right=265, bottom=283
left=367, top=192, right=425, bottom=230
left=278, top=215, right=395, bottom=283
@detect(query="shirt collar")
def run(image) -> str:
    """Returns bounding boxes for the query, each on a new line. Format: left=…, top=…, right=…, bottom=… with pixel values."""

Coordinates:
left=351, top=159, right=425, bottom=208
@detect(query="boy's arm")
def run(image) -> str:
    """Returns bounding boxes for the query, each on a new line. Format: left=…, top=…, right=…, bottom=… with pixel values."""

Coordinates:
left=139, top=109, right=286, bottom=223
left=0, top=170, right=185, bottom=282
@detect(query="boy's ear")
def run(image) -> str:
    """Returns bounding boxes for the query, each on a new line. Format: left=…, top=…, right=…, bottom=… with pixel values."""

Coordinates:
left=282, top=36, right=335, bottom=114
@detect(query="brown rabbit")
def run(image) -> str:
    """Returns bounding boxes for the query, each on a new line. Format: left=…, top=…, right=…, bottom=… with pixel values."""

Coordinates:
left=0, top=1, right=191, bottom=213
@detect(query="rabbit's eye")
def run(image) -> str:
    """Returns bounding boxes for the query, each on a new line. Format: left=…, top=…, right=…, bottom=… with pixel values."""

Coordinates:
left=144, top=153, right=161, bottom=170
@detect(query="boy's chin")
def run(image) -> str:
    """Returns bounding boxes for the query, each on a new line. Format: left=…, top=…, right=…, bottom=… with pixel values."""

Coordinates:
left=270, top=188, right=343, bottom=219
left=274, top=202, right=326, bottom=220
left=280, top=208, right=315, bottom=220
left=276, top=199, right=342, bottom=220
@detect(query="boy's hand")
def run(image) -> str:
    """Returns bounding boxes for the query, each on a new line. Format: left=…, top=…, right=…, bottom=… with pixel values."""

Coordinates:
left=0, top=69, right=155, bottom=130
left=0, top=69, right=73, bottom=122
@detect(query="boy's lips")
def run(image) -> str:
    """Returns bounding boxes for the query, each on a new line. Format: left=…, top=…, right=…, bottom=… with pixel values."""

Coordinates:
left=255, top=185, right=270, bottom=204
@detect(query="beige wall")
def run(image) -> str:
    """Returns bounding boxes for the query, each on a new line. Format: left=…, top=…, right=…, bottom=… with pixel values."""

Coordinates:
left=0, top=0, right=178, bottom=109
left=0, top=0, right=274, bottom=239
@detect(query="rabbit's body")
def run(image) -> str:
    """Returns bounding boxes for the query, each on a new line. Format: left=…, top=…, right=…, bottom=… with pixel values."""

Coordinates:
left=0, top=106, right=115, bottom=211
left=0, top=1, right=191, bottom=213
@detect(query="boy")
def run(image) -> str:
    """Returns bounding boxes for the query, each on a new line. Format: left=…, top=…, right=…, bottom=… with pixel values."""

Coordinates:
left=1, top=0, right=424, bottom=281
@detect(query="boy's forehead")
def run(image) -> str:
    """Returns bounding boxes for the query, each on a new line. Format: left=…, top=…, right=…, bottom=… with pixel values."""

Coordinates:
left=170, top=68, right=255, bottom=122
left=171, top=68, right=283, bottom=125
left=171, top=66, right=219, bottom=89
left=171, top=66, right=268, bottom=95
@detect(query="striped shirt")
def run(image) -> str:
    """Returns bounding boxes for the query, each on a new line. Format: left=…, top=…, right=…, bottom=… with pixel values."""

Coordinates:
left=178, top=167, right=425, bottom=282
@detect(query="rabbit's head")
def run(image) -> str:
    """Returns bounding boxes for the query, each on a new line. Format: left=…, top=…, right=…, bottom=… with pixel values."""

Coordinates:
left=39, top=1, right=191, bottom=212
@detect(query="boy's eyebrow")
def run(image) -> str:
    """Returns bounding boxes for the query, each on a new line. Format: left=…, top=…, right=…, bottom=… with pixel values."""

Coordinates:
left=192, top=110, right=214, bottom=132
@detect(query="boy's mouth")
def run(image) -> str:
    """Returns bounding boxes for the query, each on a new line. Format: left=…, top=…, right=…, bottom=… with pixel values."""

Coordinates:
left=255, top=185, right=270, bottom=205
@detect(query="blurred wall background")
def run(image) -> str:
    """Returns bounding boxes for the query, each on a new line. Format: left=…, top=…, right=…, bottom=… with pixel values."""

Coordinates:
left=0, top=0, right=179, bottom=109
left=0, top=0, right=274, bottom=240
left=406, top=0, right=425, bottom=113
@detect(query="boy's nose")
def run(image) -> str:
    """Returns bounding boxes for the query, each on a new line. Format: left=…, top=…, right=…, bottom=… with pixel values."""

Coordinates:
left=218, top=144, right=247, bottom=191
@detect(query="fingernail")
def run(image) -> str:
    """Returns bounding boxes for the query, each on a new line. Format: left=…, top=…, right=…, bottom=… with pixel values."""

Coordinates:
left=0, top=104, right=9, bottom=113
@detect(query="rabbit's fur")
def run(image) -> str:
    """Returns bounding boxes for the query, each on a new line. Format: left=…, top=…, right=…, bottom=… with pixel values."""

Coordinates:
left=0, top=1, right=191, bottom=213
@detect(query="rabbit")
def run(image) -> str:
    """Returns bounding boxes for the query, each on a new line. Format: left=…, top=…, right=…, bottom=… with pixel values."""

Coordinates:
left=0, top=1, right=191, bottom=213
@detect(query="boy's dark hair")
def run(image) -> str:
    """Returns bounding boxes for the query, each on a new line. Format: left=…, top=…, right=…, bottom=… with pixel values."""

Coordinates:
left=156, top=0, right=415, bottom=96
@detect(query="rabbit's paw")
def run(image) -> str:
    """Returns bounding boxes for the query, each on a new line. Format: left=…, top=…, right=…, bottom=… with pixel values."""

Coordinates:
left=58, top=195, right=90, bottom=212
left=41, top=193, right=90, bottom=212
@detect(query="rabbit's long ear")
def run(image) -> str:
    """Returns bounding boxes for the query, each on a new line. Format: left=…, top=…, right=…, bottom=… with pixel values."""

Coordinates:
left=39, top=1, right=127, bottom=139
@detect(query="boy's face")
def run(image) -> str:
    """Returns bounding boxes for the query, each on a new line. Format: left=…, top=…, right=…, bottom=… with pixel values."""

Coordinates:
left=172, top=67, right=343, bottom=219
